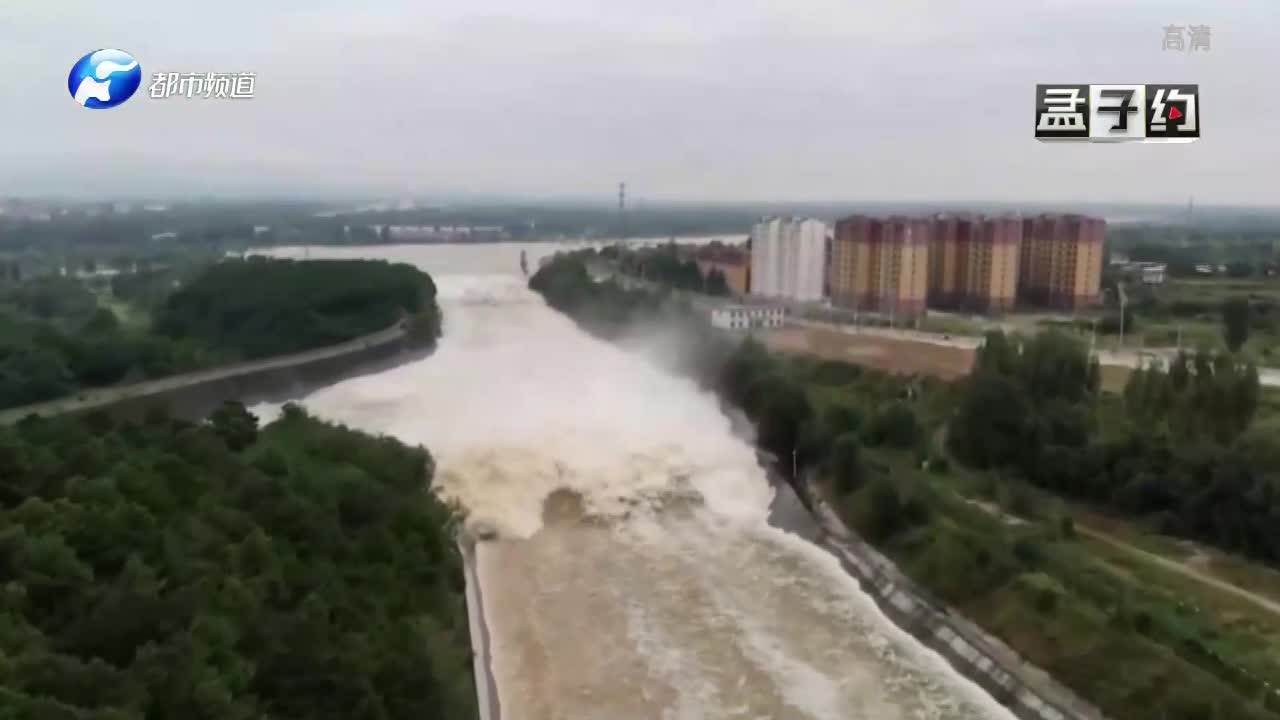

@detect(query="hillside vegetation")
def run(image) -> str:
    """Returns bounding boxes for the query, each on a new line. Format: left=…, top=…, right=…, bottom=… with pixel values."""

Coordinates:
left=0, top=404, right=475, bottom=719
left=154, top=258, right=440, bottom=359
left=0, top=258, right=440, bottom=410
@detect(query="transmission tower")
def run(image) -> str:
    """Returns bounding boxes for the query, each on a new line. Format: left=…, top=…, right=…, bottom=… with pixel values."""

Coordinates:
left=618, top=182, right=627, bottom=239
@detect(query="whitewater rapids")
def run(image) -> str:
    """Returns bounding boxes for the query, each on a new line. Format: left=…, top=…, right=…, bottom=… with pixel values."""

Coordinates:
left=254, top=243, right=1017, bottom=720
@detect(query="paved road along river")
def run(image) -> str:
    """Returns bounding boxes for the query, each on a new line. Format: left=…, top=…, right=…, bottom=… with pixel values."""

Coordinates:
left=255, top=241, right=1018, bottom=720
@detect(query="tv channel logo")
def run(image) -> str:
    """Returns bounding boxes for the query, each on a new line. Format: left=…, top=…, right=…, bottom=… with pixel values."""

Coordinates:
left=1035, top=84, right=1199, bottom=143
left=68, top=49, right=142, bottom=109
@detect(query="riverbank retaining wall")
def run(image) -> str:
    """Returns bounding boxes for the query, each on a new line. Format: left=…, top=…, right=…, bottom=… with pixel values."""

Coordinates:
left=459, top=534, right=501, bottom=720
left=0, top=323, right=421, bottom=424
left=785, top=472, right=1107, bottom=720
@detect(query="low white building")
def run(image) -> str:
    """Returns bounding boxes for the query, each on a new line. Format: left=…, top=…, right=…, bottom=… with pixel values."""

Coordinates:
left=1139, top=263, right=1166, bottom=285
left=711, top=304, right=785, bottom=331
left=1116, top=261, right=1167, bottom=284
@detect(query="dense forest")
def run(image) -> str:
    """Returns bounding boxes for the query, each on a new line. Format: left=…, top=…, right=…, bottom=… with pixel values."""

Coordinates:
left=0, top=276, right=222, bottom=409
left=600, top=243, right=732, bottom=296
left=0, top=404, right=475, bottom=718
left=0, top=258, right=441, bottom=410
left=154, top=258, right=441, bottom=359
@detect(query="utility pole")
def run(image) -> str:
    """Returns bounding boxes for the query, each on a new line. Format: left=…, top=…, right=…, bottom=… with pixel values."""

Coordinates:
left=618, top=182, right=627, bottom=240
left=1117, top=282, right=1128, bottom=351
left=792, top=447, right=798, bottom=482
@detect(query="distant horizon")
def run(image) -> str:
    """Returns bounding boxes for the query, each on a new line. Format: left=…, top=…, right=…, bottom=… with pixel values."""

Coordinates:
left=3, top=193, right=1279, bottom=214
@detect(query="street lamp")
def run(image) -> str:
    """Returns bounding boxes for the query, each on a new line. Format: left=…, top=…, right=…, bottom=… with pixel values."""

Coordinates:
left=1117, top=282, right=1128, bottom=351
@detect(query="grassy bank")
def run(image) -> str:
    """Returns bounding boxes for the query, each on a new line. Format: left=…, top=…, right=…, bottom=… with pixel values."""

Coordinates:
left=1122, top=278, right=1280, bottom=363
left=804, top=373, right=1280, bottom=719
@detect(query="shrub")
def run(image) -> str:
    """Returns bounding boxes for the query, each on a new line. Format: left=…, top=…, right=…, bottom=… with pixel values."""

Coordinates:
left=863, top=402, right=920, bottom=449
left=998, top=480, right=1036, bottom=519
left=857, top=477, right=904, bottom=542
left=1012, top=535, right=1044, bottom=567
left=1133, top=610, right=1154, bottom=635
left=828, top=433, right=864, bottom=496
left=1058, top=514, right=1076, bottom=539
left=1035, top=586, right=1058, bottom=614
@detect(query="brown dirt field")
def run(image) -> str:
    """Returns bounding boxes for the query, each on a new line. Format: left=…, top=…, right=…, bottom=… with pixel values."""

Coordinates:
left=766, top=326, right=1138, bottom=393
left=764, top=327, right=975, bottom=379
left=1100, top=364, right=1132, bottom=394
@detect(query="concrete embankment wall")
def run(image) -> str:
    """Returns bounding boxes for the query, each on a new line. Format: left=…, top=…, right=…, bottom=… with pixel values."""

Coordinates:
left=787, top=473, right=1108, bottom=720
left=0, top=323, right=420, bottom=425
left=459, top=534, right=501, bottom=720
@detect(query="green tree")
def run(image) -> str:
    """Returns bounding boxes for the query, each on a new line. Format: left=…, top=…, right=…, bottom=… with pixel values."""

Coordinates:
left=82, top=308, right=121, bottom=335
left=824, top=403, right=864, bottom=436
left=0, top=410, right=476, bottom=719
left=755, top=378, right=812, bottom=459
left=974, top=331, right=1019, bottom=377
left=1221, top=298, right=1250, bottom=351
left=863, top=402, right=919, bottom=449
left=704, top=269, right=731, bottom=296
left=858, top=477, right=904, bottom=541
left=949, top=373, right=1029, bottom=469
left=208, top=401, right=259, bottom=451
left=828, top=434, right=864, bottom=495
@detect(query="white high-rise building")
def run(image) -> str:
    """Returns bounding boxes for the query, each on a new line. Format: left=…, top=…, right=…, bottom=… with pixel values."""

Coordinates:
left=749, top=217, right=828, bottom=302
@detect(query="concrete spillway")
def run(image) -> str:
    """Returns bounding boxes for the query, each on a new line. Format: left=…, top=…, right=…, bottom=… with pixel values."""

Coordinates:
left=255, top=242, right=1019, bottom=720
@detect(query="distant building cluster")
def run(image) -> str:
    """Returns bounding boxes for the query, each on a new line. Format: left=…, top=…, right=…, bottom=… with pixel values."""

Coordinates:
left=0, top=199, right=170, bottom=222
left=383, top=225, right=508, bottom=243
left=746, top=213, right=1106, bottom=319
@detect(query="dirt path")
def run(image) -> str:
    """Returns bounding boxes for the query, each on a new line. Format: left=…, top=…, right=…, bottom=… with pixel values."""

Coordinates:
left=1075, top=524, right=1280, bottom=619
left=956, top=487, right=1280, bottom=619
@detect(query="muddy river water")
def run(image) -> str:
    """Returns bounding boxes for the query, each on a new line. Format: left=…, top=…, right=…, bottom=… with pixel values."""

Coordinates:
left=256, top=242, right=1016, bottom=720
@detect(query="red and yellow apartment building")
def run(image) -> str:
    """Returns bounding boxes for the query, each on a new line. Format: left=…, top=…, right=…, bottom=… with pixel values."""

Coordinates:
left=1019, top=214, right=1105, bottom=310
left=829, top=215, right=930, bottom=319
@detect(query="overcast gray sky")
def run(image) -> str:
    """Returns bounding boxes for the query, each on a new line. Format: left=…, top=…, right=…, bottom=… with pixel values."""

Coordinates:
left=3, top=0, right=1275, bottom=205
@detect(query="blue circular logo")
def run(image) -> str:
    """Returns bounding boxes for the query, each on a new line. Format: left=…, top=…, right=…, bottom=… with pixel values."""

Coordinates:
left=67, top=49, right=142, bottom=109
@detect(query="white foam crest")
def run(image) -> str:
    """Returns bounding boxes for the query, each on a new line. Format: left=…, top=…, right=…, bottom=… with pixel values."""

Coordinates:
left=259, top=268, right=773, bottom=537
left=621, top=595, right=724, bottom=720
left=747, top=524, right=1022, bottom=719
